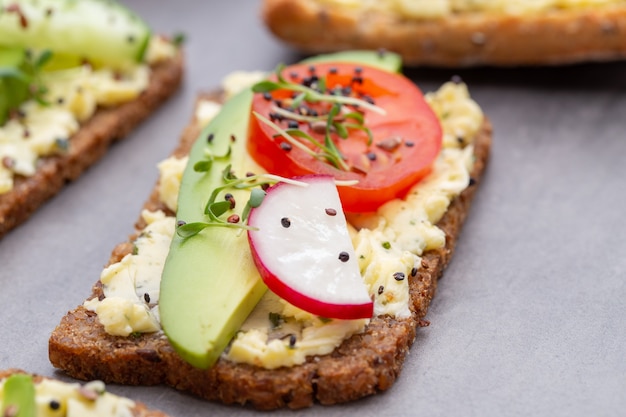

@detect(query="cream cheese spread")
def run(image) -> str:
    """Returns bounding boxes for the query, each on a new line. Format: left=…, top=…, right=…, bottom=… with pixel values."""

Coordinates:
left=88, top=75, right=483, bottom=369
left=0, top=36, right=176, bottom=195
left=314, top=0, right=624, bottom=18
left=0, top=376, right=134, bottom=417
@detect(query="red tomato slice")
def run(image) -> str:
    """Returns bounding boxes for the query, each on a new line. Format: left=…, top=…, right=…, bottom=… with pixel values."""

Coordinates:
left=247, top=62, right=442, bottom=212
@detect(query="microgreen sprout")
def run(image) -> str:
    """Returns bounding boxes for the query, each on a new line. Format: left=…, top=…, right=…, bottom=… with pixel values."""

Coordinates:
left=251, top=63, right=383, bottom=171
left=176, top=167, right=309, bottom=239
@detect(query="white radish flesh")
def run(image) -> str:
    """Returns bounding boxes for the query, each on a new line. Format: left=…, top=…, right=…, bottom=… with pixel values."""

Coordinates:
left=247, top=175, right=373, bottom=320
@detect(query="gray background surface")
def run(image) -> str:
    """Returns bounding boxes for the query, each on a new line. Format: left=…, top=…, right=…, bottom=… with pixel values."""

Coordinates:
left=1, top=1, right=625, bottom=416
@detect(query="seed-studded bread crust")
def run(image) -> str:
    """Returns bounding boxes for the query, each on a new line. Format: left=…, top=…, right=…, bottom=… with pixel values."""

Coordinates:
left=0, top=369, right=169, bottom=417
left=262, top=0, right=626, bottom=67
left=49, top=91, right=492, bottom=410
left=0, top=51, right=184, bottom=240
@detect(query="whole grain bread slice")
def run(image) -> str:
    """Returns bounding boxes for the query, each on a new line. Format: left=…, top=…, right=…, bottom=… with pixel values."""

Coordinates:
left=0, top=51, right=184, bottom=240
left=262, top=0, right=626, bottom=67
left=0, top=369, right=169, bottom=417
left=49, top=91, right=492, bottom=410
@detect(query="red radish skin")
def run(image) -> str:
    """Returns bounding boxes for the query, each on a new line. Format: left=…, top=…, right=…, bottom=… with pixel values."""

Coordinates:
left=247, top=175, right=373, bottom=320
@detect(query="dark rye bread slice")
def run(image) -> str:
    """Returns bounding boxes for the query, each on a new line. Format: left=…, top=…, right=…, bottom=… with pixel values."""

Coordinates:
left=262, top=0, right=626, bottom=67
left=49, top=91, right=492, bottom=410
left=0, top=51, right=184, bottom=240
left=0, top=369, right=169, bottom=417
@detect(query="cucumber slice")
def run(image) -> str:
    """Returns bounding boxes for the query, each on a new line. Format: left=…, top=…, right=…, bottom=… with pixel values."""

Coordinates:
left=0, top=0, right=151, bottom=69
left=1, top=374, right=36, bottom=417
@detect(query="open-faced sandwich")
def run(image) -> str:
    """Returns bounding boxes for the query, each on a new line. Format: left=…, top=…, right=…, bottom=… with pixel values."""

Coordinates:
left=0, top=369, right=169, bottom=417
left=0, top=0, right=184, bottom=239
left=49, top=50, right=491, bottom=409
left=262, top=0, right=626, bottom=67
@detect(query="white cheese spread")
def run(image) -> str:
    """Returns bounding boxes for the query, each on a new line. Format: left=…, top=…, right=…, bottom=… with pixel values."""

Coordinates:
left=0, top=36, right=176, bottom=195
left=314, top=0, right=623, bottom=18
left=88, top=76, right=483, bottom=369
left=0, top=376, right=134, bottom=417
left=84, top=210, right=174, bottom=336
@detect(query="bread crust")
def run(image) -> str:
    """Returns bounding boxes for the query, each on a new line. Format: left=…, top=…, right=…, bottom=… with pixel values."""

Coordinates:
left=0, top=51, right=184, bottom=240
left=0, top=369, right=169, bottom=417
left=49, top=92, right=492, bottom=410
left=262, top=0, right=626, bottom=66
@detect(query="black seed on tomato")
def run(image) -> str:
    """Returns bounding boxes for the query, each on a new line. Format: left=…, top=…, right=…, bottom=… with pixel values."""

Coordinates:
left=354, top=67, right=363, bottom=74
left=274, top=99, right=283, bottom=108
left=262, top=92, right=272, bottom=101
left=325, top=208, right=337, bottom=216
left=405, top=140, right=414, bottom=147
left=378, top=285, right=384, bottom=295
left=290, top=71, right=299, bottom=80
left=393, top=272, right=405, bottom=281
left=362, top=95, right=375, bottom=105
left=411, top=267, right=418, bottom=277
left=329, top=67, right=338, bottom=74
left=280, top=142, right=292, bottom=151
left=342, top=86, right=352, bottom=95
left=281, top=217, right=291, bottom=228
left=338, top=252, right=350, bottom=262
left=287, top=120, right=298, bottom=129
left=352, top=76, right=363, bottom=84
left=308, top=65, right=316, bottom=73
left=366, top=152, right=377, bottom=161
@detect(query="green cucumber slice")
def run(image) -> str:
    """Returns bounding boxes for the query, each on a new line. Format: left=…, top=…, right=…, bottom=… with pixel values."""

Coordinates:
left=0, top=0, right=151, bottom=69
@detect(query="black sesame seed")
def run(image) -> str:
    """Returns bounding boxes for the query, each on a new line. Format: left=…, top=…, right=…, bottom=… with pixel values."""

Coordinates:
left=144, top=293, right=150, bottom=303
left=289, top=334, right=297, bottom=347
left=469, top=177, right=477, bottom=186
left=262, top=92, right=272, bottom=101
left=352, top=76, right=363, bottom=85
left=329, top=67, right=338, bottom=74
left=366, top=152, right=377, bottom=161
left=378, top=285, right=384, bottom=295
left=56, top=97, right=64, bottom=105
left=280, top=142, right=292, bottom=151
left=410, top=267, right=418, bottom=277
left=342, top=86, right=352, bottom=95
left=177, top=220, right=186, bottom=227
left=338, top=252, right=350, bottom=262
left=325, top=208, right=337, bottom=216
left=393, top=272, right=405, bottom=281
left=224, top=193, right=235, bottom=209
left=308, top=65, right=316, bottom=73
left=290, top=71, right=299, bottom=80
left=281, top=217, right=291, bottom=228
left=287, top=120, right=298, bottom=129
left=405, top=141, right=414, bottom=147
left=230, top=134, right=236, bottom=142
left=207, top=133, right=214, bottom=143
left=49, top=399, right=61, bottom=410
left=354, top=67, right=363, bottom=74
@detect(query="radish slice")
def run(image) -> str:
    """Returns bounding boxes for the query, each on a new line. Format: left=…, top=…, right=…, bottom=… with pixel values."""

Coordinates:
left=247, top=175, right=373, bottom=320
